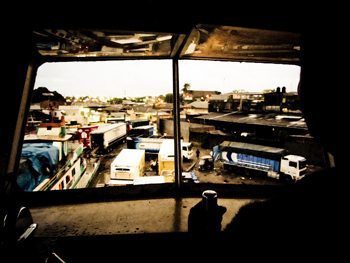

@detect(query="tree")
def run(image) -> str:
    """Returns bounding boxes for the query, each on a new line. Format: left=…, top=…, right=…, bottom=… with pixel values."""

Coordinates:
left=181, top=83, right=191, bottom=104
left=32, top=87, right=66, bottom=104
left=107, top=97, right=123, bottom=104
left=164, top=93, right=173, bottom=103
left=182, top=83, right=190, bottom=93
left=131, top=97, right=146, bottom=103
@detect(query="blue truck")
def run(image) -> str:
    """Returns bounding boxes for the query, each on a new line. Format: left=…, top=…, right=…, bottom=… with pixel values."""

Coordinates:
left=213, top=141, right=307, bottom=180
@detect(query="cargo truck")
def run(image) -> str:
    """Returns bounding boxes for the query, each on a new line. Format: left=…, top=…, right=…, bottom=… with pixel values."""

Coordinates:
left=127, top=125, right=154, bottom=138
left=127, top=137, right=194, bottom=161
left=90, top=122, right=127, bottom=152
left=158, top=139, right=175, bottom=176
left=214, top=141, right=307, bottom=180
left=110, top=149, right=145, bottom=180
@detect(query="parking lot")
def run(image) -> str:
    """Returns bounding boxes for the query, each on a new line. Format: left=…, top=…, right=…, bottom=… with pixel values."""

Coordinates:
left=184, top=144, right=285, bottom=185
left=90, top=141, right=290, bottom=187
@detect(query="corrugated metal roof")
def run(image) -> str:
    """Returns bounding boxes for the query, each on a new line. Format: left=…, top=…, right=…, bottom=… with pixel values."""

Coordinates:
left=195, top=112, right=307, bottom=130
left=220, top=141, right=286, bottom=158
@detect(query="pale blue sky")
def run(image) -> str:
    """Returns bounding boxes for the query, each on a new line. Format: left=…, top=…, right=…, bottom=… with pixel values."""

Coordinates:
left=34, top=60, right=300, bottom=97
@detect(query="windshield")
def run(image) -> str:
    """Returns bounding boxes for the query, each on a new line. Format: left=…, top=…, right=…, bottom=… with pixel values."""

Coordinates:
left=18, top=60, right=174, bottom=191
left=16, top=26, right=327, bottom=193
left=179, top=59, right=326, bottom=186
left=299, top=160, right=307, bottom=169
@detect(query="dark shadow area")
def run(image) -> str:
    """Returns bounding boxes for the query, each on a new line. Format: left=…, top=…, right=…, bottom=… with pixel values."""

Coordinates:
left=1, top=2, right=347, bottom=261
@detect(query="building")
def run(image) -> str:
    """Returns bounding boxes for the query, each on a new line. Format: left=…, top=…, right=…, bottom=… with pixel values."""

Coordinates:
left=208, top=92, right=260, bottom=112
left=264, top=87, right=301, bottom=112
left=182, top=90, right=221, bottom=102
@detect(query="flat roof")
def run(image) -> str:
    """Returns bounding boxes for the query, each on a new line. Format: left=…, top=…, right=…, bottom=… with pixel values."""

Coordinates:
left=194, top=112, right=307, bottom=130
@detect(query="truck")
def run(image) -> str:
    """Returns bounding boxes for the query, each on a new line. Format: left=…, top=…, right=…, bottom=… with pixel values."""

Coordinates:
left=127, top=137, right=194, bottom=161
left=158, top=139, right=175, bottom=176
left=127, top=119, right=150, bottom=129
left=213, top=141, right=307, bottom=180
left=76, top=125, right=99, bottom=148
left=110, top=149, right=145, bottom=180
left=127, top=125, right=154, bottom=138
left=90, top=122, right=127, bottom=152
left=182, top=142, right=194, bottom=161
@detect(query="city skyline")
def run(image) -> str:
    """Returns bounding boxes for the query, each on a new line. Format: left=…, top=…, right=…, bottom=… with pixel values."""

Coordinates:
left=34, top=60, right=301, bottom=98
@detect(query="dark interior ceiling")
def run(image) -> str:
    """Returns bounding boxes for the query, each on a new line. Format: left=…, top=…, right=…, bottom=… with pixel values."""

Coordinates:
left=33, top=25, right=301, bottom=64
left=33, top=29, right=183, bottom=58
left=181, top=25, right=301, bottom=63
left=24, top=1, right=306, bottom=64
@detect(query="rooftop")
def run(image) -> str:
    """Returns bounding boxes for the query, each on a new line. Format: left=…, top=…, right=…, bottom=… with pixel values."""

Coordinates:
left=195, top=112, right=307, bottom=130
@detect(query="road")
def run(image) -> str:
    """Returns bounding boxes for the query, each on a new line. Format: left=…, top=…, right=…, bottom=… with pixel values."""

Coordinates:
left=89, top=143, right=127, bottom=187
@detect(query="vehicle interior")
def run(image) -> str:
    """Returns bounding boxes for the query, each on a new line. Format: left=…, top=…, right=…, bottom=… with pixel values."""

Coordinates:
left=1, top=2, right=345, bottom=261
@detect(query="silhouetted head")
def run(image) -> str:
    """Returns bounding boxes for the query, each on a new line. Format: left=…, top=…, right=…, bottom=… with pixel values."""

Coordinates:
left=298, top=35, right=341, bottom=163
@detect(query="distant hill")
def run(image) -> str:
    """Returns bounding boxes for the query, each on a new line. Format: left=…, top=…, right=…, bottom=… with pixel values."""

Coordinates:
left=31, top=87, right=66, bottom=104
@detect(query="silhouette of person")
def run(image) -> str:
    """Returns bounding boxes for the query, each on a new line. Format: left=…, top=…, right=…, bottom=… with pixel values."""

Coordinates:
left=221, top=34, right=346, bottom=257
left=196, top=148, right=200, bottom=159
left=187, top=33, right=346, bottom=259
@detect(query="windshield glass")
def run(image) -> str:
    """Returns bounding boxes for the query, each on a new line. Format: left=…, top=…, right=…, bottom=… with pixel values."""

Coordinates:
left=179, top=60, right=326, bottom=185
left=18, top=60, right=174, bottom=191
left=17, top=26, right=327, bottom=193
left=299, top=160, right=307, bottom=169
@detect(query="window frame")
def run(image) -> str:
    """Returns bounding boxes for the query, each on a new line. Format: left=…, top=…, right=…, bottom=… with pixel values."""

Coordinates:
left=289, top=161, right=298, bottom=168
left=3, top=25, right=307, bottom=206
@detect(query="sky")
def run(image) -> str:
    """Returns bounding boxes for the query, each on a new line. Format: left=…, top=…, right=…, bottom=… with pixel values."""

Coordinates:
left=34, top=60, right=301, bottom=98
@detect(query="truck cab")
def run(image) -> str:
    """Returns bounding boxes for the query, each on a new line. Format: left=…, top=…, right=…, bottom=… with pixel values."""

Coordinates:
left=182, top=142, right=194, bottom=161
left=280, top=155, right=307, bottom=180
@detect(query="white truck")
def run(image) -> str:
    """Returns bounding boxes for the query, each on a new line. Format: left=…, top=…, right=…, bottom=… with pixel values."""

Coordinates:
left=158, top=139, right=175, bottom=176
left=279, top=155, right=307, bottom=180
left=90, top=122, right=127, bottom=151
left=110, top=149, right=145, bottom=180
left=182, top=141, right=194, bottom=161
left=127, top=137, right=194, bottom=161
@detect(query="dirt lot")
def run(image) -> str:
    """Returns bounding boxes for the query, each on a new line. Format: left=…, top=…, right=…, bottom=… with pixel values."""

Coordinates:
left=184, top=159, right=284, bottom=186
left=91, top=141, right=320, bottom=187
left=183, top=144, right=284, bottom=185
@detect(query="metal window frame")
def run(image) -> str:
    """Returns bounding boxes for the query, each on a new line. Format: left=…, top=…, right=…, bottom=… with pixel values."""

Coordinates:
left=3, top=25, right=303, bottom=204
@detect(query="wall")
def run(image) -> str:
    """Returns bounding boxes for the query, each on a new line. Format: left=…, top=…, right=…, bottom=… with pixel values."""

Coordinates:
left=159, top=119, right=190, bottom=142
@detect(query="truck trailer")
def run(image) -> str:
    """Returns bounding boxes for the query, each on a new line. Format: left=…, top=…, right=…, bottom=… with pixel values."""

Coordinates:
left=127, top=137, right=194, bottom=161
left=214, top=141, right=307, bottom=180
left=127, top=125, right=154, bottom=138
left=110, top=149, right=145, bottom=180
left=158, top=139, right=175, bottom=176
left=90, top=122, right=127, bottom=152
